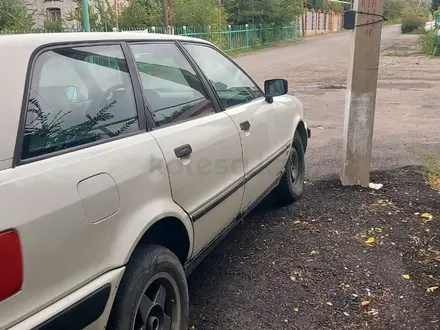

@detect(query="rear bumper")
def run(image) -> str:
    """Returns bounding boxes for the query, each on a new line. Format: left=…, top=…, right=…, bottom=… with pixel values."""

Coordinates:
left=8, top=268, right=125, bottom=330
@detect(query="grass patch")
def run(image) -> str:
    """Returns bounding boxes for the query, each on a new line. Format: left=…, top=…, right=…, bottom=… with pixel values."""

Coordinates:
left=383, top=50, right=412, bottom=56
left=422, top=153, right=440, bottom=191
left=226, top=38, right=303, bottom=57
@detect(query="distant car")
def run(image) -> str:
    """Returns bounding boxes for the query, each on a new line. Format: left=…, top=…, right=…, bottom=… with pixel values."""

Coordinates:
left=0, top=32, right=309, bottom=330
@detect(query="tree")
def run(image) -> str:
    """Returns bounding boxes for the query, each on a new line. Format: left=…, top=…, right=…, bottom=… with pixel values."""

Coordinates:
left=0, top=0, right=34, bottom=32
left=118, top=0, right=162, bottom=29
left=223, top=0, right=302, bottom=25
left=66, top=0, right=115, bottom=31
left=384, top=0, right=405, bottom=20
left=173, top=0, right=227, bottom=29
left=43, top=15, right=65, bottom=32
left=326, top=1, right=343, bottom=13
left=433, top=0, right=440, bottom=12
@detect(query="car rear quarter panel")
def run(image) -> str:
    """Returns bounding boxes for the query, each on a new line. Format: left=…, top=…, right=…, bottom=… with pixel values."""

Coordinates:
left=0, top=133, right=194, bottom=330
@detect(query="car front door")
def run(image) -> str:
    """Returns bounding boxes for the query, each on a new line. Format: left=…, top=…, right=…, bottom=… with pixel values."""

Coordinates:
left=128, top=42, right=245, bottom=257
left=183, top=43, right=293, bottom=213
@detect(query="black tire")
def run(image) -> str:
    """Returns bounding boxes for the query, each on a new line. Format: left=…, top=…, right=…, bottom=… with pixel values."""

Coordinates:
left=272, top=131, right=305, bottom=205
left=108, top=245, right=189, bottom=330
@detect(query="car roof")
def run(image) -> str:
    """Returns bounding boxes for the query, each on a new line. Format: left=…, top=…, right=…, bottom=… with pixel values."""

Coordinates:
left=0, top=32, right=211, bottom=49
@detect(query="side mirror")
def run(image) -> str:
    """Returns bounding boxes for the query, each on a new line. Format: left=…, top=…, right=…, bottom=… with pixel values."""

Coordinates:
left=65, top=86, right=78, bottom=102
left=264, top=79, right=288, bottom=103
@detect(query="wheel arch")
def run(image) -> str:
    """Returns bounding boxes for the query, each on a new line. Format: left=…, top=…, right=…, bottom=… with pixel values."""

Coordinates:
left=131, top=216, right=192, bottom=265
left=119, top=204, right=194, bottom=267
left=295, top=120, right=308, bottom=152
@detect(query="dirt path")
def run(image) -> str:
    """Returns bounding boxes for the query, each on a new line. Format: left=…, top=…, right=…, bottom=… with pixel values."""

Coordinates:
left=235, top=26, right=440, bottom=180
left=187, top=28, right=440, bottom=330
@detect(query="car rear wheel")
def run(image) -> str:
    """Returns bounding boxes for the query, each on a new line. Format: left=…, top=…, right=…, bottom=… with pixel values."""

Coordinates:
left=272, top=131, right=305, bottom=205
left=108, top=245, right=189, bottom=330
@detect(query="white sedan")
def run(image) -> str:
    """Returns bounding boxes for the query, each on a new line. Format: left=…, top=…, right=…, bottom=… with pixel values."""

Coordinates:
left=0, top=32, right=309, bottom=330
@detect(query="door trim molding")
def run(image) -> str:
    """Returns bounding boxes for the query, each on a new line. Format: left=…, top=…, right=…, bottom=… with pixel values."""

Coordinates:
left=185, top=172, right=283, bottom=276
left=246, top=142, right=290, bottom=182
left=191, top=176, right=245, bottom=221
left=191, top=142, right=290, bottom=222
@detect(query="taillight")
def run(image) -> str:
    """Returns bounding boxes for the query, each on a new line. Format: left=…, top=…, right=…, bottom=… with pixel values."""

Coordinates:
left=0, top=230, right=23, bottom=302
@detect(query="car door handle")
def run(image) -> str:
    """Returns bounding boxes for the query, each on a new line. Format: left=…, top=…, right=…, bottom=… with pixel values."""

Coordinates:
left=174, top=144, right=193, bottom=158
left=240, top=121, right=251, bottom=131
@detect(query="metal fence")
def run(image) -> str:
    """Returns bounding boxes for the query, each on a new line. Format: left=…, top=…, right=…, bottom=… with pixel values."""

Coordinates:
left=122, top=23, right=301, bottom=51
left=0, top=23, right=301, bottom=52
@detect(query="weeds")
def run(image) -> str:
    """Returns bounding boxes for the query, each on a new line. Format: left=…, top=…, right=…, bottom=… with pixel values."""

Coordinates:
left=418, top=29, right=439, bottom=54
left=422, top=153, right=440, bottom=191
left=383, top=50, right=412, bottom=56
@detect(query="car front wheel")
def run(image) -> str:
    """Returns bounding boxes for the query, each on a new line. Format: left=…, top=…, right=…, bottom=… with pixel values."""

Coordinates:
left=108, top=245, right=189, bottom=330
left=272, top=131, right=305, bottom=205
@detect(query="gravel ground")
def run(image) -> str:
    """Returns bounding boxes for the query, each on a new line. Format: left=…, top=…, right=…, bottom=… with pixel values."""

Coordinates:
left=186, top=27, right=440, bottom=330
left=188, top=167, right=440, bottom=330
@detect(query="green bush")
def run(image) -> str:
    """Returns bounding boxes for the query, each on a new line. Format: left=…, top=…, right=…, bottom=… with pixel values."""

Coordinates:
left=418, top=29, right=438, bottom=53
left=401, top=15, right=423, bottom=33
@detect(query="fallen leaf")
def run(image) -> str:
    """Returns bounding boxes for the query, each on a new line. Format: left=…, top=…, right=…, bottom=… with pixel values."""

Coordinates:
left=326, top=302, right=333, bottom=306
left=311, top=250, right=319, bottom=255
left=427, top=286, right=438, bottom=293
left=402, top=274, right=410, bottom=280
left=293, top=220, right=301, bottom=225
left=290, top=275, right=297, bottom=281
left=343, top=312, right=350, bottom=317
left=361, top=300, right=370, bottom=307
left=365, top=237, right=375, bottom=244
left=421, top=213, right=433, bottom=221
left=293, top=307, right=299, bottom=312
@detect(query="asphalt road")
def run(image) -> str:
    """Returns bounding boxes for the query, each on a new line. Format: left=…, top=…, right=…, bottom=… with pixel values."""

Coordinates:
left=235, top=25, right=440, bottom=181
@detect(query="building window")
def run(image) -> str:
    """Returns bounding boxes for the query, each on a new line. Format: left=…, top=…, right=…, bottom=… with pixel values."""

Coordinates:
left=47, top=8, right=61, bottom=21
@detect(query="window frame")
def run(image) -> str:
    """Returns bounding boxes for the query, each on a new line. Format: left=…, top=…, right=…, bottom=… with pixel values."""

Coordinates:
left=47, top=8, right=61, bottom=21
left=179, top=41, right=265, bottom=112
left=126, top=40, right=224, bottom=131
left=13, top=41, right=148, bottom=166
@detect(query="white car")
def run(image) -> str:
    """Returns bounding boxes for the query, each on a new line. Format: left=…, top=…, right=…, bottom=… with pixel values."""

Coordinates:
left=0, top=32, right=310, bottom=330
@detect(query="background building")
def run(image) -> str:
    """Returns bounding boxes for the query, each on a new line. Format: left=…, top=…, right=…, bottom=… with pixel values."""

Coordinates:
left=27, top=0, right=129, bottom=30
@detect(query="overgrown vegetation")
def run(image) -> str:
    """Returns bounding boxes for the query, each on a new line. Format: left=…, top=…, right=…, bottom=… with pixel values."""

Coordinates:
left=402, top=15, right=424, bottom=33
left=423, top=153, right=440, bottom=191
left=418, top=29, right=438, bottom=53
left=0, top=0, right=34, bottom=32
left=65, top=0, right=115, bottom=31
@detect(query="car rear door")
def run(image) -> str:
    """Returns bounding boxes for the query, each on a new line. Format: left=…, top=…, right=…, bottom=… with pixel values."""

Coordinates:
left=128, top=42, right=245, bottom=257
left=183, top=43, right=293, bottom=213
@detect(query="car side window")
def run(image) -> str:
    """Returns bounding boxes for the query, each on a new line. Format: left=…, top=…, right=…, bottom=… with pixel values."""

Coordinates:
left=184, top=44, right=263, bottom=109
left=22, top=45, right=140, bottom=160
left=129, top=43, right=216, bottom=128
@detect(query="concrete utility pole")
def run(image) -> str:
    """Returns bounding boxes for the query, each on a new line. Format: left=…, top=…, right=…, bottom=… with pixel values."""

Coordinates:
left=81, top=0, right=90, bottom=32
left=341, top=0, right=384, bottom=187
